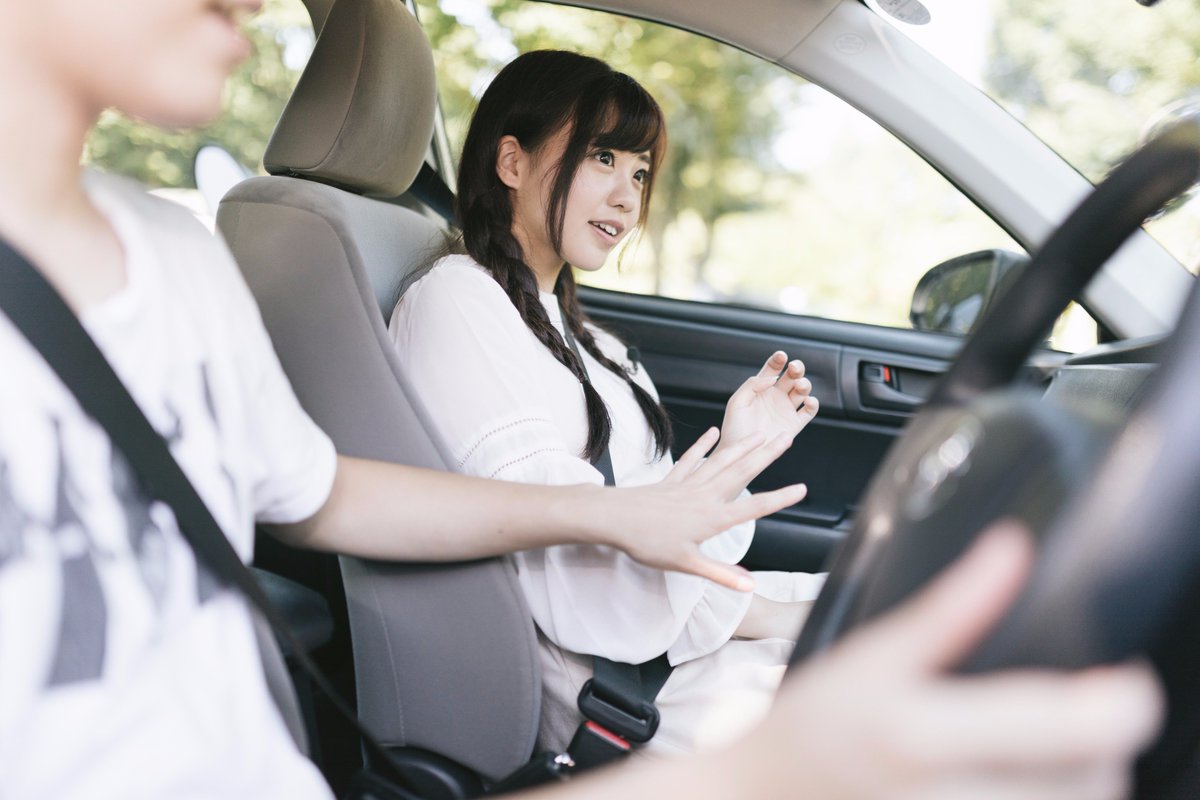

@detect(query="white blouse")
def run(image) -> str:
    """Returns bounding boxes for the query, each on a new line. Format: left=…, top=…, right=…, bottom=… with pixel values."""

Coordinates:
left=389, top=254, right=754, bottom=666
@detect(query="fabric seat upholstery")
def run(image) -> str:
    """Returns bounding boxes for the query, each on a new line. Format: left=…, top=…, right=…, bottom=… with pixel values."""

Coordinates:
left=215, top=0, right=541, bottom=781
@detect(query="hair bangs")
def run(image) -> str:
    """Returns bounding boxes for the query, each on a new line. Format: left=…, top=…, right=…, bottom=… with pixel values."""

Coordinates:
left=592, top=76, right=666, bottom=162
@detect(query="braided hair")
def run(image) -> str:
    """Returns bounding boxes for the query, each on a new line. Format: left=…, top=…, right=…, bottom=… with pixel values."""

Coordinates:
left=454, top=50, right=672, bottom=462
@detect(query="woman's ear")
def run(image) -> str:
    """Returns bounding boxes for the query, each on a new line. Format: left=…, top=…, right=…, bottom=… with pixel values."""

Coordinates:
left=495, top=135, right=525, bottom=190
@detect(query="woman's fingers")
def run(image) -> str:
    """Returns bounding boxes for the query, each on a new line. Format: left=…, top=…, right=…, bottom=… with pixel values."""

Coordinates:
left=665, top=426, right=720, bottom=483
left=742, top=352, right=790, bottom=400
left=798, top=395, right=819, bottom=420
left=774, top=358, right=806, bottom=391
left=690, top=431, right=791, bottom=493
left=736, top=352, right=796, bottom=406
left=691, top=431, right=765, bottom=475
left=729, top=482, right=808, bottom=524
left=756, top=350, right=788, bottom=380
left=786, top=377, right=813, bottom=405
left=679, top=551, right=756, bottom=592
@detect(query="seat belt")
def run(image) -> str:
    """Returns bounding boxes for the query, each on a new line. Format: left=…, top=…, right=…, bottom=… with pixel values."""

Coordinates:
left=409, top=161, right=456, bottom=224
left=558, top=311, right=675, bottom=766
left=0, top=238, right=425, bottom=800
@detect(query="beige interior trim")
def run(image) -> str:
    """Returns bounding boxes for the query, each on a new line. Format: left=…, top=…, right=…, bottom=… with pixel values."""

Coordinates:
left=551, top=0, right=842, bottom=61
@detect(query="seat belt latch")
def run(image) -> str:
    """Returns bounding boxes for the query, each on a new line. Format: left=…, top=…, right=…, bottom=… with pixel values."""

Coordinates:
left=576, top=677, right=660, bottom=743
left=566, top=721, right=632, bottom=770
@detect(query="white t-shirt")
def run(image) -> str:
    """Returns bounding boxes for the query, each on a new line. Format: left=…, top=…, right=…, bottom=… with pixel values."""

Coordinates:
left=0, top=172, right=338, bottom=799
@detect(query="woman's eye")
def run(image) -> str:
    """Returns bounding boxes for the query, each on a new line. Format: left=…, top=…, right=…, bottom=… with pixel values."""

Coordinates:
left=634, top=169, right=648, bottom=184
left=595, top=151, right=614, bottom=166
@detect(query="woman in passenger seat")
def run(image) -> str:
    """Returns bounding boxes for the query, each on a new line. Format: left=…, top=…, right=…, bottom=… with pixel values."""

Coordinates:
left=390, top=49, right=828, bottom=754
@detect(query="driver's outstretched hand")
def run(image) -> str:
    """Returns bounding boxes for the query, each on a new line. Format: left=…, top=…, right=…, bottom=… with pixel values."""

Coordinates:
left=608, top=427, right=807, bottom=592
left=739, top=523, right=1163, bottom=800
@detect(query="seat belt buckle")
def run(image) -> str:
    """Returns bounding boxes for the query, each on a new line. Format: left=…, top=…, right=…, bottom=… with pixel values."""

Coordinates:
left=566, top=721, right=633, bottom=770
left=576, top=677, right=660, bottom=744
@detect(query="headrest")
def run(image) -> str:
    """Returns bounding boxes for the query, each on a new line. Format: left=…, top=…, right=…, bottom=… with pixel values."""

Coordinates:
left=263, top=0, right=436, bottom=198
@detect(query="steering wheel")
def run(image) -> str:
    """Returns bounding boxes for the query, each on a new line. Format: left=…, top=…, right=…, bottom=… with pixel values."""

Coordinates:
left=788, top=121, right=1200, bottom=795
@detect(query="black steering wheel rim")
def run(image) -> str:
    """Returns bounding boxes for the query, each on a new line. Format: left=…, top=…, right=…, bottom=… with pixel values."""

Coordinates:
left=787, top=121, right=1200, bottom=795
left=929, top=121, right=1200, bottom=408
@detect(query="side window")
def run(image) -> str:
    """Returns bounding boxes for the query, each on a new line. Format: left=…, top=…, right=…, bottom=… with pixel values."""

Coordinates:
left=418, top=1, right=1097, bottom=350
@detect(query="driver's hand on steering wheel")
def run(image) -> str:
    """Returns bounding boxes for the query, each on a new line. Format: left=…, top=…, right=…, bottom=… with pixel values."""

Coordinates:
left=732, top=523, right=1163, bottom=800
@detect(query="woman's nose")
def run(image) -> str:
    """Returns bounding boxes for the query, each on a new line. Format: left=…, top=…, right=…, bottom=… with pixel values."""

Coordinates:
left=610, top=178, right=639, bottom=213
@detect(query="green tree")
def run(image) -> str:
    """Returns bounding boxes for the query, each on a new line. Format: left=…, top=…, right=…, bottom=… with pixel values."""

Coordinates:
left=985, top=0, right=1200, bottom=271
left=987, top=0, right=1200, bottom=180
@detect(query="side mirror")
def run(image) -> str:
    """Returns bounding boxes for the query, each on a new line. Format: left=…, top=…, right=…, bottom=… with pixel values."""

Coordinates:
left=909, top=249, right=1030, bottom=335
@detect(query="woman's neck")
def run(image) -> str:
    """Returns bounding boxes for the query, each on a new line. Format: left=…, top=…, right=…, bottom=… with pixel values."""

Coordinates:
left=531, top=262, right=565, bottom=294
left=511, top=220, right=564, bottom=293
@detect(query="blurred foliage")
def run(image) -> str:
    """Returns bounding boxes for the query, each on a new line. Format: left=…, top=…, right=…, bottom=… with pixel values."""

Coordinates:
left=987, top=0, right=1200, bottom=181
left=82, top=0, right=312, bottom=188
left=984, top=0, right=1200, bottom=272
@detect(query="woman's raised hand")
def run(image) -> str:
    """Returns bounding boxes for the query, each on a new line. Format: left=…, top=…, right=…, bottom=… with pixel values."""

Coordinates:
left=715, top=351, right=819, bottom=467
left=605, top=427, right=808, bottom=591
left=601, top=363, right=814, bottom=590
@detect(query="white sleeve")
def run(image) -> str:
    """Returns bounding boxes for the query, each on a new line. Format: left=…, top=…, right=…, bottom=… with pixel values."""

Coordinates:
left=666, top=509, right=754, bottom=663
left=390, top=260, right=750, bottom=665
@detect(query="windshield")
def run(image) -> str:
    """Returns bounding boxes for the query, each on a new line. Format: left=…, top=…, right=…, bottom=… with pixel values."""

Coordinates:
left=865, top=0, right=1200, bottom=275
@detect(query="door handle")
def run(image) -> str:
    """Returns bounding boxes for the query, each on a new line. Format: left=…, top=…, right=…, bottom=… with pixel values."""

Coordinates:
left=860, top=362, right=927, bottom=411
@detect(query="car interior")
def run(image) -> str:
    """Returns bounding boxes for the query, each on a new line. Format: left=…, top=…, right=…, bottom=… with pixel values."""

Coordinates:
left=209, top=0, right=1200, bottom=797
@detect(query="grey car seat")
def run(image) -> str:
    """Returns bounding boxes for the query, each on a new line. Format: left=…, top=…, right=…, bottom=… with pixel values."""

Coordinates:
left=215, top=0, right=542, bottom=789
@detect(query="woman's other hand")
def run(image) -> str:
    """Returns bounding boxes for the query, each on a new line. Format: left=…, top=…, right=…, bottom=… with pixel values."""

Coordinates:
left=715, top=351, right=819, bottom=465
left=734, top=594, right=815, bottom=641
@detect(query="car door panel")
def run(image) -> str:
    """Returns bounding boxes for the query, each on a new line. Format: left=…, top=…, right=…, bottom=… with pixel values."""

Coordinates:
left=582, top=287, right=961, bottom=573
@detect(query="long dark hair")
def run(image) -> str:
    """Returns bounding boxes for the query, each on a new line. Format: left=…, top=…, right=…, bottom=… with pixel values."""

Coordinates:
left=455, top=50, right=672, bottom=462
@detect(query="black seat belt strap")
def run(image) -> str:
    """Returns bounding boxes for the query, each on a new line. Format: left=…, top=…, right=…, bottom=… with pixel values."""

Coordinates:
left=558, top=311, right=674, bottom=760
left=560, top=317, right=616, bottom=487
left=0, top=239, right=422, bottom=800
left=409, top=161, right=456, bottom=224
left=593, top=654, right=673, bottom=709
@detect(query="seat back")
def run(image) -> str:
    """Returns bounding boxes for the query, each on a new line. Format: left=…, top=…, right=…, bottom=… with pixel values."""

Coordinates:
left=215, top=0, right=540, bottom=781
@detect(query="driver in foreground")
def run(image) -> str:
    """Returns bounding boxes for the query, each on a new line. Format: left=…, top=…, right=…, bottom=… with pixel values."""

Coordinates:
left=0, top=1, right=1161, bottom=798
